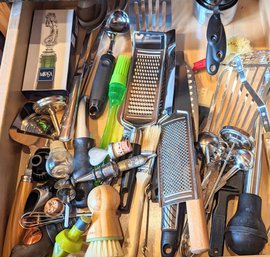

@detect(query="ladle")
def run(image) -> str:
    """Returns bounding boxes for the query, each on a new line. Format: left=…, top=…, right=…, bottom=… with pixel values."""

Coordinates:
left=216, top=149, right=254, bottom=192
left=88, top=10, right=130, bottom=119
left=199, top=131, right=219, bottom=164
left=205, top=126, right=254, bottom=208
left=33, top=96, right=66, bottom=137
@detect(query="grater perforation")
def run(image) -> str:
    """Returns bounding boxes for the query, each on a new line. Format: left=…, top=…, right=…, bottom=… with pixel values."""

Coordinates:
left=158, top=111, right=198, bottom=206
left=122, top=31, right=166, bottom=127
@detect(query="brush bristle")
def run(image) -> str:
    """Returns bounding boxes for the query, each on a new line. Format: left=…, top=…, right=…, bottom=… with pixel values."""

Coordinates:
left=85, top=240, right=123, bottom=257
left=141, top=125, right=161, bottom=153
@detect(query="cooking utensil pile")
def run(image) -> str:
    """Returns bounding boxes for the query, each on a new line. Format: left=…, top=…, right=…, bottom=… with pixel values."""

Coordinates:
left=3, top=1, right=270, bottom=257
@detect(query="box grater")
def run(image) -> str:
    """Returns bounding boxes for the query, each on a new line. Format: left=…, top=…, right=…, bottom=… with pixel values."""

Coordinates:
left=121, top=31, right=166, bottom=128
left=158, top=110, right=198, bottom=206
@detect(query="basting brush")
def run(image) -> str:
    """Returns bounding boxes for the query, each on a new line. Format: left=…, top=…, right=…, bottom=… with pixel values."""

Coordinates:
left=100, top=55, right=131, bottom=149
left=122, top=125, right=161, bottom=257
left=85, top=184, right=124, bottom=257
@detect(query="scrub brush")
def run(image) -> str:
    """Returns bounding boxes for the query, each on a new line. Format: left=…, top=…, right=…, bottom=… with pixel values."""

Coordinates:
left=100, top=55, right=131, bottom=149
left=85, top=185, right=123, bottom=257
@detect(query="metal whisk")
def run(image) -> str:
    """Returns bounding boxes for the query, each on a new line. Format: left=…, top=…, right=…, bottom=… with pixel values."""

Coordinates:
left=19, top=211, right=92, bottom=229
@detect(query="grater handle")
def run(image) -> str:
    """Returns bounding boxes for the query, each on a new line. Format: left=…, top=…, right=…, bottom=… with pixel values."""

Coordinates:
left=119, top=143, right=141, bottom=213
left=122, top=171, right=151, bottom=257
left=88, top=53, right=115, bottom=119
left=186, top=197, right=209, bottom=254
left=161, top=203, right=186, bottom=257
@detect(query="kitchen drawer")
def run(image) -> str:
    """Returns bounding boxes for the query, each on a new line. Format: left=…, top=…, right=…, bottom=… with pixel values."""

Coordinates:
left=0, top=0, right=270, bottom=256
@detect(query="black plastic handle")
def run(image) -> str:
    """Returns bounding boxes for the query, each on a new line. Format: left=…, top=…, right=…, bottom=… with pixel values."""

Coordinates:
left=206, top=13, right=226, bottom=75
left=88, top=53, right=115, bottom=119
left=209, top=190, right=236, bottom=257
left=118, top=143, right=141, bottom=213
left=209, top=171, right=244, bottom=257
left=72, top=137, right=95, bottom=208
left=161, top=203, right=186, bottom=257
left=73, top=137, right=95, bottom=180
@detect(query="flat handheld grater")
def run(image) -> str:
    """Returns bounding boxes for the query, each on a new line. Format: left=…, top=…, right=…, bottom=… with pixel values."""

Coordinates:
left=121, top=30, right=167, bottom=128
left=158, top=110, right=198, bottom=206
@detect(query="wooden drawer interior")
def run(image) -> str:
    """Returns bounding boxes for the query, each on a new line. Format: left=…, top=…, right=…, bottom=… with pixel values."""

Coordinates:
left=0, top=0, right=270, bottom=256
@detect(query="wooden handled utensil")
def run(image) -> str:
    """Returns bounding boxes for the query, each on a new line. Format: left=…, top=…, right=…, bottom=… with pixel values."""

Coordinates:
left=2, top=128, right=48, bottom=257
left=122, top=125, right=161, bottom=257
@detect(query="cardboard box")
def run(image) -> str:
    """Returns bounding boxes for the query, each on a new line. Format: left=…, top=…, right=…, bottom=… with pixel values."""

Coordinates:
left=22, top=9, right=77, bottom=99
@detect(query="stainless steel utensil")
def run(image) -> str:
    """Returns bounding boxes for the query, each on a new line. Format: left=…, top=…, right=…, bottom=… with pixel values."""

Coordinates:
left=19, top=211, right=91, bottom=229
left=121, top=31, right=166, bottom=128
left=88, top=10, right=130, bottom=119
left=128, top=0, right=172, bottom=32
left=56, top=184, right=76, bottom=228
left=21, top=114, right=53, bottom=136
left=198, top=132, right=219, bottom=164
left=193, top=0, right=238, bottom=25
left=205, top=51, right=270, bottom=135
left=204, top=126, right=254, bottom=209
left=215, top=149, right=254, bottom=192
left=158, top=111, right=198, bottom=206
left=59, top=2, right=109, bottom=141
left=33, top=96, right=66, bottom=137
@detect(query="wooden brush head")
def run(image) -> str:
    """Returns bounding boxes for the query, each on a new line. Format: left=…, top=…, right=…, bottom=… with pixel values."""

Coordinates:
left=87, top=185, right=123, bottom=241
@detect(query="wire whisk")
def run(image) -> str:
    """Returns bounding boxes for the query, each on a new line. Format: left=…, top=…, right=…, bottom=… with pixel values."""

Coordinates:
left=20, top=211, right=92, bottom=229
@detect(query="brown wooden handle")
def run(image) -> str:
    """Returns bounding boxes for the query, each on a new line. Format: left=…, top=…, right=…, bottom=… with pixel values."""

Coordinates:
left=186, top=197, right=209, bottom=254
left=2, top=177, right=32, bottom=257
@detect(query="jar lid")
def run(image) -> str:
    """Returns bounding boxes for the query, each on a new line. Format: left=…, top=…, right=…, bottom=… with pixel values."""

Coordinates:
left=196, top=0, right=238, bottom=11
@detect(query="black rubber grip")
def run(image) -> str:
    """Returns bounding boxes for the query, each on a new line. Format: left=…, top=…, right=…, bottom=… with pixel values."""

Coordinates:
left=73, top=137, right=95, bottom=180
left=206, top=13, right=226, bottom=75
left=88, top=53, right=115, bottom=119
left=118, top=143, right=141, bottom=213
left=209, top=190, right=235, bottom=257
left=73, top=181, right=95, bottom=208
left=161, top=203, right=186, bottom=257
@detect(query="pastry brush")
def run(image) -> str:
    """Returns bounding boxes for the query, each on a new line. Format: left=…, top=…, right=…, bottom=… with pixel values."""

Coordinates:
left=100, top=55, right=131, bottom=149
left=122, top=125, right=161, bottom=257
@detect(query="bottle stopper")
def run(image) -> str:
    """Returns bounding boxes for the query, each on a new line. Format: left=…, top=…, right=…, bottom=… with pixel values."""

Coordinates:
left=107, top=140, right=133, bottom=159
left=44, top=197, right=64, bottom=217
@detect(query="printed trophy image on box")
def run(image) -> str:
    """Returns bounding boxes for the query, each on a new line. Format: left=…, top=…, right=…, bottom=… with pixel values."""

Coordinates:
left=37, top=13, right=58, bottom=89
